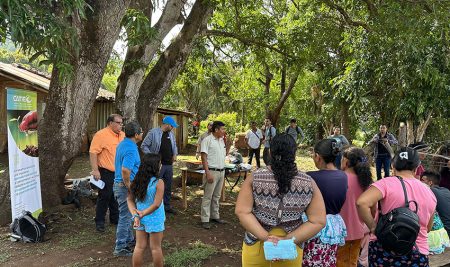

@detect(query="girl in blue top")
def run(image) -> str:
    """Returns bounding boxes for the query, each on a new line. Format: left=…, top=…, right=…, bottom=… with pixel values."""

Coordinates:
left=127, top=153, right=166, bottom=267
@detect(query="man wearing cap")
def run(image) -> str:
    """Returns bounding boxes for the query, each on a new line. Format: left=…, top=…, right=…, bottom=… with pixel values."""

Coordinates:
left=113, top=122, right=143, bottom=256
left=89, top=114, right=124, bottom=232
left=141, top=116, right=179, bottom=214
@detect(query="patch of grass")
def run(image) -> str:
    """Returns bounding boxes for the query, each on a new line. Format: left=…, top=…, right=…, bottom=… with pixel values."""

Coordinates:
left=177, top=155, right=198, bottom=162
left=59, top=228, right=108, bottom=250
left=296, top=155, right=316, bottom=172
left=165, top=240, right=216, bottom=267
left=0, top=252, right=11, bottom=263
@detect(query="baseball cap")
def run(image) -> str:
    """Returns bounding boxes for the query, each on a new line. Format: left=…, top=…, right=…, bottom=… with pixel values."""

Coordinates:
left=162, top=116, right=178, bottom=128
left=393, top=147, right=420, bottom=171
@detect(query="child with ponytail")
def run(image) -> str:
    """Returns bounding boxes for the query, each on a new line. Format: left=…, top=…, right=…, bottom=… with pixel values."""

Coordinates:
left=336, top=147, right=373, bottom=266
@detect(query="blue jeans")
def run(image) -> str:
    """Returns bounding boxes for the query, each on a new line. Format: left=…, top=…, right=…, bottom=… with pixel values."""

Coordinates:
left=113, top=182, right=134, bottom=251
left=335, top=153, right=342, bottom=170
left=376, top=154, right=391, bottom=180
left=160, top=165, right=173, bottom=210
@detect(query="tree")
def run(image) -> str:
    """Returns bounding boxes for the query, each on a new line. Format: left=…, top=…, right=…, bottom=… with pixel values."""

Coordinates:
left=115, top=0, right=186, bottom=121
left=0, top=0, right=131, bottom=213
left=136, top=0, right=215, bottom=132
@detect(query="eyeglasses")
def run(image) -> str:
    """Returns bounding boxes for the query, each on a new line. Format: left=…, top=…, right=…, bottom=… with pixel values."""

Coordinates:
left=113, top=121, right=123, bottom=126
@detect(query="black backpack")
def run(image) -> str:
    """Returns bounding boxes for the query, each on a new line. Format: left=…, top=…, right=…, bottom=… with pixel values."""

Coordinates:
left=285, top=126, right=301, bottom=135
left=10, top=211, right=47, bottom=243
left=375, top=176, right=420, bottom=256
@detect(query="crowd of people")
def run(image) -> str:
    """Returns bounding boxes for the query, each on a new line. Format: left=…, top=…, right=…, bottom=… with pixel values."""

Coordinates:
left=88, top=114, right=450, bottom=267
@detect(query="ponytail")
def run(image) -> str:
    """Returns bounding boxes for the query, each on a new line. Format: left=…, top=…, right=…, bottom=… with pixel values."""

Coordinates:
left=343, top=147, right=373, bottom=190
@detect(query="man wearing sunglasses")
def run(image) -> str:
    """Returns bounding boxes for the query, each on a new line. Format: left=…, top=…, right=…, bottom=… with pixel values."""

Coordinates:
left=89, top=114, right=125, bottom=233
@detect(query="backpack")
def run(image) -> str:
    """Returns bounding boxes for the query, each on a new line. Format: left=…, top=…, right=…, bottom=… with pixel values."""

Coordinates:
left=10, top=211, right=47, bottom=243
left=285, top=126, right=301, bottom=135
left=266, top=126, right=276, bottom=141
left=375, top=176, right=420, bottom=256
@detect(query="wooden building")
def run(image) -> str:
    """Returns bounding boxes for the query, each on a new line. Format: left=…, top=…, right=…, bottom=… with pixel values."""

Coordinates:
left=0, top=62, right=193, bottom=154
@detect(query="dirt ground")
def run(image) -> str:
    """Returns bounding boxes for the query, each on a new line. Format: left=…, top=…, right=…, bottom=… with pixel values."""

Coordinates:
left=0, top=153, right=449, bottom=267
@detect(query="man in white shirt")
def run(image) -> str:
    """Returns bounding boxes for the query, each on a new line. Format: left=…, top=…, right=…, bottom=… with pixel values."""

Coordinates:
left=200, top=121, right=227, bottom=229
left=245, top=121, right=263, bottom=168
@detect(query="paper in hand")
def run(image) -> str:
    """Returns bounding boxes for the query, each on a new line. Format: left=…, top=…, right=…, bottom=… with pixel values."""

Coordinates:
left=89, top=176, right=105, bottom=189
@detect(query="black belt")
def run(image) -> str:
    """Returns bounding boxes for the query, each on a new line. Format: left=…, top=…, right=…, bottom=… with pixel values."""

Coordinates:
left=209, top=168, right=224, bottom=172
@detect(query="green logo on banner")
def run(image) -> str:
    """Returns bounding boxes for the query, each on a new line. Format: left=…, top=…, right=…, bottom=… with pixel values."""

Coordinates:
left=7, top=88, right=37, bottom=110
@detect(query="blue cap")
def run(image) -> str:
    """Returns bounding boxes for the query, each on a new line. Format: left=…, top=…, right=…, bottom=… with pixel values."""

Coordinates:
left=162, top=116, right=178, bottom=128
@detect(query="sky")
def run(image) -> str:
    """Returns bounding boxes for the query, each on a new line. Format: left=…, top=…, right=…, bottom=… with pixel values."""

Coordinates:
left=113, top=1, right=192, bottom=58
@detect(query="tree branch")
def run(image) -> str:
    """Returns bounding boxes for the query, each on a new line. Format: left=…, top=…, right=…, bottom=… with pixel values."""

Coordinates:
left=321, top=0, right=371, bottom=31
left=362, top=0, right=377, bottom=17
left=403, top=0, right=433, bottom=13
left=206, top=29, right=294, bottom=58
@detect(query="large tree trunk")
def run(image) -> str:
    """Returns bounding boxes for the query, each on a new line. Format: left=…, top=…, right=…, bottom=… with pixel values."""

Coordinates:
left=406, top=119, right=415, bottom=145
left=0, top=168, right=11, bottom=223
left=38, top=0, right=130, bottom=209
left=136, top=0, right=215, bottom=132
left=415, top=112, right=433, bottom=142
left=115, top=0, right=185, bottom=121
left=260, top=62, right=273, bottom=118
left=270, top=70, right=300, bottom=126
left=341, top=101, right=351, bottom=142
left=398, top=122, right=407, bottom=147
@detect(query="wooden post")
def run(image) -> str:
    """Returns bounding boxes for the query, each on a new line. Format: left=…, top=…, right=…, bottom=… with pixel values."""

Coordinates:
left=221, top=174, right=226, bottom=201
left=181, top=168, right=187, bottom=210
left=398, top=122, right=407, bottom=147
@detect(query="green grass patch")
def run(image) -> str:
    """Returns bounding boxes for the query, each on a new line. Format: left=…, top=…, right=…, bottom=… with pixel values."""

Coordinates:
left=177, top=155, right=198, bottom=162
left=165, top=240, right=216, bottom=267
left=296, top=155, right=316, bottom=172
left=0, top=252, right=11, bottom=263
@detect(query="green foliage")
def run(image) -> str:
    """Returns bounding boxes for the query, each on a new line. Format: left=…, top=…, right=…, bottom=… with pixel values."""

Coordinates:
left=202, top=112, right=240, bottom=137
left=0, top=46, right=51, bottom=73
left=166, top=0, right=450, bottom=145
left=165, top=241, right=216, bottom=267
left=101, top=52, right=123, bottom=92
left=101, top=74, right=118, bottom=92
left=0, top=0, right=90, bottom=81
left=121, top=9, right=156, bottom=46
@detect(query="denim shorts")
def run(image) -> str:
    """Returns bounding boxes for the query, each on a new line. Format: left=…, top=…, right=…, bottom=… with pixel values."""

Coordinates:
left=135, top=222, right=164, bottom=233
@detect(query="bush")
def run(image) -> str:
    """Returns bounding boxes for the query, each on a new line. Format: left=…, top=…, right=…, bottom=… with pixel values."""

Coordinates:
left=199, top=112, right=240, bottom=137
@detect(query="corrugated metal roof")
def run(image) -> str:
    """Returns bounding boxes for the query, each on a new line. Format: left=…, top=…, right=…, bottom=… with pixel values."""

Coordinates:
left=0, top=62, right=194, bottom=116
left=157, top=107, right=194, bottom=117
left=0, top=62, right=50, bottom=92
left=0, top=62, right=116, bottom=101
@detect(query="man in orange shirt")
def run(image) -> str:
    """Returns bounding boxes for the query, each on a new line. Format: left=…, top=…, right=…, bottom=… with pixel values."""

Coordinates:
left=89, top=114, right=125, bottom=232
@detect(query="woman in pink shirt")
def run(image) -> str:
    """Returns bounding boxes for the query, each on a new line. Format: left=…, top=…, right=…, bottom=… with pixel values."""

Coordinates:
left=357, top=147, right=436, bottom=266
left=337, top=147, right=373, bottom=267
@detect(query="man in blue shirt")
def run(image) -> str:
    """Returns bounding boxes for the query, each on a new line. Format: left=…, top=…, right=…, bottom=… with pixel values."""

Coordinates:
left=113, top=122, right=143, bottom=257
left=141, top=116, right=178, bottom=214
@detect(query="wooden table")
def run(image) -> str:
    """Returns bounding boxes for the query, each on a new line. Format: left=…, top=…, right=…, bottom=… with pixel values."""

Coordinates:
left=180, top=167, right=249, bottom=210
